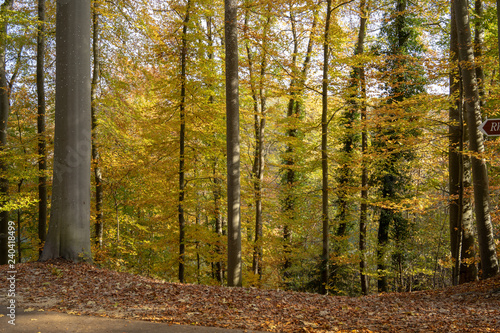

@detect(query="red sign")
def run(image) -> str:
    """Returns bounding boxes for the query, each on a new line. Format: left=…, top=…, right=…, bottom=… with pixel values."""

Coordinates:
left=479, top=119, right=500, bottom=136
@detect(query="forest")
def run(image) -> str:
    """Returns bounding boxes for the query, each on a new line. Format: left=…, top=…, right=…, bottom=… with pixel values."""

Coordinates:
left=1, top=0, right=500, bottom=297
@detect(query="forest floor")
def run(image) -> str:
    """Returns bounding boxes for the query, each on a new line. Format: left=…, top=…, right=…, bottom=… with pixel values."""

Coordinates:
left=1, top=259, right=500, bottom=332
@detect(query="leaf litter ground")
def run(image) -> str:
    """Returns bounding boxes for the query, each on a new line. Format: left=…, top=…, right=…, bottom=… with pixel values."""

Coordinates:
left=1, top=259, right=499, bottom=332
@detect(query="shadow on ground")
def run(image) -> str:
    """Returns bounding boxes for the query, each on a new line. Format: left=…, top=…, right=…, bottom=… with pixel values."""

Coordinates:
left=0, top=308, right=264, bottom=333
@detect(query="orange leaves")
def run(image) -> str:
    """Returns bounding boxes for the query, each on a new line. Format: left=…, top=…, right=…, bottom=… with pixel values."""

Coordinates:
left=2, top=259, right=500, bottom=332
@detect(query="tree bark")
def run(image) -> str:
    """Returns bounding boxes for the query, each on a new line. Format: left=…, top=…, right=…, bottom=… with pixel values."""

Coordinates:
left=40, top=0, right=92, bottom=263
left=37, top=0, right=47, bottom=257
left=460, top=151, right=477, bottom=284
left=178, top=0, right=190, bottom=284
left=320, top=0, right=332, bottom=295
left=0, top=0, right=14, bottom=265
left=357, top=0, right=369, bottom=295
left=225, top=0, right=242, bottom=287
left=449, top=0, right=462, bottom=286
left=454, top=0, right=499, bottom=279
left=449, top=1, right=477, bottom=285
left=91, top=0, right=103, bottom=248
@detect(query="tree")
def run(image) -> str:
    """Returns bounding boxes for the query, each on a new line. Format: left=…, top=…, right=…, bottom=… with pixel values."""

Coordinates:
left=91, top=0, right=104, bottom=248
left=355, top=0, right=369, bottom=295
left=40, top=0, right=92, bottom=262
left=178, top=0, right=191, bottom=284
left=225, top=0, right=242, bottom=287
left=320, top=0, right=333, bottom=295
left=449, top=0, right=477, bottom=285
left=0, top=0, right=14, bottom=265
left=243, top=0, right=271, bottom=281
left=374, top=0, right=425, bottom=292
left=37, top=0, right=47, bottom=257
left=453, top=0, right=499, bottom=279
left=281, top=1, right=317, bottom=285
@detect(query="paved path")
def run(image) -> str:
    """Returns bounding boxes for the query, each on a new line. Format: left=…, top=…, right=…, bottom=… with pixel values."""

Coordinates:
left=0, top=308, right=263, bottom=333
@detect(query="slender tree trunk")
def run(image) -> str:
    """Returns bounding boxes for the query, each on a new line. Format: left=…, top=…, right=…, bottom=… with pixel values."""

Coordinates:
left=449, top=1, right=462, bottom=285
left=178, top=0, right=190, bottom=284
left=204, top=14, right=224, bottom=283
left=0, top=0, right=14, bottom=265
left=37, top=0, right=47, bottom=257
left=225, top=0, right=242, bottom=287
left=454, top=0, right=499, bottom=279
left=244, top=6, right=269, bottom=280
left=320, top=0, right=332, bottom=295
left=357, top=0, right=369, bottom=295
left=40, top=0, right=92, bottom=263
left=91, top=0, right=103, bottom=248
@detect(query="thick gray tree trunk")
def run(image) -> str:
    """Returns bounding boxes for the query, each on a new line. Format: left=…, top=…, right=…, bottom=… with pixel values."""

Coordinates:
left=454, top=0, right=499, bottom=279
left=40, top=0, right=92, bottom=262
left=225, top=0, right=242, bottom=287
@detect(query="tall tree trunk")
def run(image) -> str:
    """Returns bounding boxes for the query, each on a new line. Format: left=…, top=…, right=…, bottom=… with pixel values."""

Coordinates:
left=449, top=1, right=477, bottom=285
left=320, top=0, right=332, bottom=295
left=91, top=0, right=103, bottom=248
left=244, top=5, right=269, bottom=280
left=454, top=0, right=499, bottom=279
left=357, top=0, right=369, bottom=295
left=449, top=0, right=462, bottom=286
left=225, top=0, right=242, bottom=287
left=40, top=0, right=92, bottom=263
left=37, top=0, right=47, bottom=257
left=0, top=0, right=14, bottom=265
left=178, top=0, right=190, bottom=284
left=206, top=14, right=224, bottom=284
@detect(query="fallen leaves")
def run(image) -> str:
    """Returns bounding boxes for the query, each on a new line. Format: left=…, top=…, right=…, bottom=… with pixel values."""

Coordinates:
left=1, top=259, right=499, bottom=332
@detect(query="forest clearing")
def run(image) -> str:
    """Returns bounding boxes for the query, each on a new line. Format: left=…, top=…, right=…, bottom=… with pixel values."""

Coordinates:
left=1, top=259, right=500, bottom=332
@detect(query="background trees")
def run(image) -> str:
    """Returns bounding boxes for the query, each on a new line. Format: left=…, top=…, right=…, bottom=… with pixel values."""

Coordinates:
left=2, top=0, right=499, bottom=294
